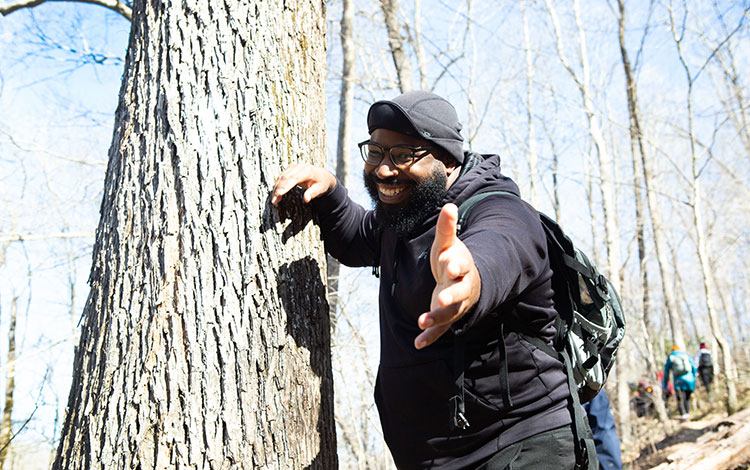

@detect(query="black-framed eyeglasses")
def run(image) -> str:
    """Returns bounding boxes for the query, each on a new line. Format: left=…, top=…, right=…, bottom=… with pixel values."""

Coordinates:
left=357, top=140, right=436, bottom=169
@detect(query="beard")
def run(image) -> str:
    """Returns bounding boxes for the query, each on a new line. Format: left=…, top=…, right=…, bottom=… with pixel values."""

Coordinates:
left=364, top=166, right=448, bottom=237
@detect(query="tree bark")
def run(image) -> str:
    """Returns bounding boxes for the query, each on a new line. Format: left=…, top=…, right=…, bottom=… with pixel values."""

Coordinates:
left=380, top=0, right=413, bottom=93
left=53, top=1, right=336, bottom=468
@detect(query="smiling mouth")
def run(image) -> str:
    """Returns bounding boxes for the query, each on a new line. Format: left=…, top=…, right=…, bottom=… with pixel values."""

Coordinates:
left=378, top=184, right=407, bottom=197
left=375, top=181, right=413, bottom=204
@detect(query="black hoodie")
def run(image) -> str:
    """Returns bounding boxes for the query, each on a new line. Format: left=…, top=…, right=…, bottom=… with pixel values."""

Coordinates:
left=312, top=153, right=571, bottom=469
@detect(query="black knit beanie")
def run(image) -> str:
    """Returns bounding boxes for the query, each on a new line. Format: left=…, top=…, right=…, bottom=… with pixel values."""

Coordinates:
left=367, top=91, right=465, bottom=164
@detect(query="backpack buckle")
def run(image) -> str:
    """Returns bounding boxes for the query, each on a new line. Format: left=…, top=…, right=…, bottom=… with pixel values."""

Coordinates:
left=449, top=396, right=470, bottom=430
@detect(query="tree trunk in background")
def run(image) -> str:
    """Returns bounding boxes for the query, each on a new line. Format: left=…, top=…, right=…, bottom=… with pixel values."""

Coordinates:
left=714, top=272, right=742, bottom=357
left=0, top=297, right=16, bottom=470
left=693, top=174, right=739, bottom=415
left=522, top=0, right=539, bottom=205
left=53, top=1, right=336, bottom=468
left=328, top=0, right=356, bottom=323
left=381, top=0, right=413, bottom=93
left=581, top=0, right=632, bottom=446
left=616, top=0, right=672, bottom=431
left=411, top=0, right=428, bottom=90
left=546, top=0, right=632, bottom=443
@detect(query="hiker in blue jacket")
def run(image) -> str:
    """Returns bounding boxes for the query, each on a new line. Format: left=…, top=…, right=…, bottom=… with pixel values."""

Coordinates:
left=272, top=91, right=593, bottom=469
left=662, top=344, right=697, bottom=420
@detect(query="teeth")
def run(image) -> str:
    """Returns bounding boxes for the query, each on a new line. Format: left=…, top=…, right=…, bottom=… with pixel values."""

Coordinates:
left=379, top=185, right=405, bottom=197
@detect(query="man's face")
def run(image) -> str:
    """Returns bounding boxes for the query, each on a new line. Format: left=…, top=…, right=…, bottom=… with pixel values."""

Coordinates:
left=364, top=128, right=455, bottom=236
left=364, top=129, right=452, bottom=205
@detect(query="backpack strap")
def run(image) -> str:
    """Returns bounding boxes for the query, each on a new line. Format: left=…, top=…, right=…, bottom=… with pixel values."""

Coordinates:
left=522, top=333, right=597, bottom=469
left=456, top=190, right=518, bottom=233
left=449, top=333, right=470, bottom=430
left=562, top=348, right=599, bottom=470
left=456, top=191, right=597, bottom=469
left=451, top=190, right=519, bottom=426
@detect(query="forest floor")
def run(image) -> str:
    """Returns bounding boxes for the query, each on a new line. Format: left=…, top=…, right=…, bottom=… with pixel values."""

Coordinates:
left=623, top=390, right=750, bottom=470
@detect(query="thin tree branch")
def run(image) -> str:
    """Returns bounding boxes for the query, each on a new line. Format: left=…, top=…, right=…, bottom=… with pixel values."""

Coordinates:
left=0, top=232, right=93, bottom=243
left=0, top=0, right=132, bottom=21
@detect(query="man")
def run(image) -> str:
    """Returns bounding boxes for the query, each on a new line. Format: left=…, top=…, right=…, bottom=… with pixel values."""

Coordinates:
left=272, top=91, right=585, bottom=469
left=696, top=342, right=714, bottom=399
left=662, top=344, right=697, bottom=420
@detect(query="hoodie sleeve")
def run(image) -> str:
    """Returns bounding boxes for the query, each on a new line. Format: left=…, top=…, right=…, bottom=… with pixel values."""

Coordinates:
left=309, top=180, right=381, bottom=267
left=455, top=193, right=552, bottom=329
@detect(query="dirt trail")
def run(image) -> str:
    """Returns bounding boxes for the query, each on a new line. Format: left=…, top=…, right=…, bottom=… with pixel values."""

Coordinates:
left=625, top=406, right=750, bottom=470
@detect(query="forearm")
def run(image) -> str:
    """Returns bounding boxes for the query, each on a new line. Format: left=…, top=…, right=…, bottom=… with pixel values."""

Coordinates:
left=311, top=182, right=379, bottom=267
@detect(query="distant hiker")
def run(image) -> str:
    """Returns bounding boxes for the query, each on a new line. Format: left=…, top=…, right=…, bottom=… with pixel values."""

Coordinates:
left=273, top=90, right=595, bottom=469
left=662, top=344, right=697, bottom=420
left=696, top=342, right=715, bottom=399
left=631, top=379, right=656, bottom=418
left=583, top=390, right=622, bottom=470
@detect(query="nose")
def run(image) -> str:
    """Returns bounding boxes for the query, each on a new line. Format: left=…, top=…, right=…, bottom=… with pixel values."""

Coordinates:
left=373, top=153, right=399, bottom=179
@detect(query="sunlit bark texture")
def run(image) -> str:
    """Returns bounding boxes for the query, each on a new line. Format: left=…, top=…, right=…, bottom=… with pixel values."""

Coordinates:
left=52, top=1, right=336, bottom=468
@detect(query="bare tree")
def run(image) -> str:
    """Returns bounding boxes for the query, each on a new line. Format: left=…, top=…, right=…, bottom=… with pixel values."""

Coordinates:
left=545, top=0, right=631, bottom=445
left=521, top=0, right=539, bottom=205
left=328, top=0, right=356, bottom=320
left=380, top=0, right=413, bottom=93
left=667, top=1, right=743, bottom=415
left=710, top=6, right=750, bottom=165
left=52, top=0, right=337, bottom=468
left=615, top=0, right=672, bottom=431
left=410, top=0, right=428, bottom=90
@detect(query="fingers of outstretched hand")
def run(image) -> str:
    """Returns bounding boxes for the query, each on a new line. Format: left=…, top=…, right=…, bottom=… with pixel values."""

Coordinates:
left=415, top=301, right=462, bottom=349
left=418, top=302, right=460, bottom=329
left=436, top=253, right=472, bottom=284
left=415, top=323, right=452, bottom=350
left=434, top=278, right=473, bottom=309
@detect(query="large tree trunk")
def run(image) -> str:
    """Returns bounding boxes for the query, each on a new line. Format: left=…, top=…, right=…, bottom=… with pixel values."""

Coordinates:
left=53, top=1, right=337, bottom=468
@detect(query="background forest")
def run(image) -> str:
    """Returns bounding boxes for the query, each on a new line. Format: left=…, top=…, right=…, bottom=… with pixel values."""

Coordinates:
left=0, top=0, right=748, bottom=468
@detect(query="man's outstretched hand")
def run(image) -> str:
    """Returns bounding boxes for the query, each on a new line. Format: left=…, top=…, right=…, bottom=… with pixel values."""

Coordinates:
left=271, top=163, right=337, bottom=205
left=415, top=203, right=481, bottom=349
